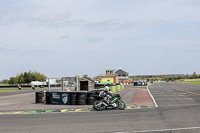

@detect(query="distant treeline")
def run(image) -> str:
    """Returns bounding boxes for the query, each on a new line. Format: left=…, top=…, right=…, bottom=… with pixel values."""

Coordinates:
left=130, top=72, right=200, bottom=81
left=0, top=71, right=46, bottom=85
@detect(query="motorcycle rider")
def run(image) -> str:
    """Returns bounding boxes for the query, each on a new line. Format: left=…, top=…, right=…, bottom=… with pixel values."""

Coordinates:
left=99, top=86, right=117, bottom=107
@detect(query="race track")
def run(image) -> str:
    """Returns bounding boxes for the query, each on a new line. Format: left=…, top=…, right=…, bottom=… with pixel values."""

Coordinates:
left=1, top=83, right=200, bottom=133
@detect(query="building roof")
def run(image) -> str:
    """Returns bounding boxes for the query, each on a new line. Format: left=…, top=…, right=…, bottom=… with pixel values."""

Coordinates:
left=115, top=69, right=128, bottom=75
left=81, top=78, right=94, bottom=82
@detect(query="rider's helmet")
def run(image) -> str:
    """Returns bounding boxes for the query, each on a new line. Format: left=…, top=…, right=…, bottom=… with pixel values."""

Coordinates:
left=104, top=86, right=110, bottom=93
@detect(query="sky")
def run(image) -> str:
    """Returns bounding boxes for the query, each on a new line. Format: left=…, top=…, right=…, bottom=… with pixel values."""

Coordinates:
left=0, top=0, right=200, bottom=80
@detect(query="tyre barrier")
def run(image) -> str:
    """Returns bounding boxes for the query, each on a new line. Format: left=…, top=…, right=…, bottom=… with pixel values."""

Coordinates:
left=35, top=91, right=44, bottom=103
left=46, top=92, right=50, bottom=104
left=86, top=91, right=96, bottom=105
left=70, top=92, right=77, bottom=105
left=86, top=97, right=96, bottom=105
left=87, top=91, right=96, bottom=97
left=42, top=90, right=106, bottom=105
left=77, top=92, right=87, bottom=105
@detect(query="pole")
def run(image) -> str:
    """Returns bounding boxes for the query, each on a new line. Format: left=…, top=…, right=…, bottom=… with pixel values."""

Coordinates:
left=62, top=77, right=64, bottom=91
left=76, top=76, right=79, bottom=91
left=48, top=78, right=50, bottom=92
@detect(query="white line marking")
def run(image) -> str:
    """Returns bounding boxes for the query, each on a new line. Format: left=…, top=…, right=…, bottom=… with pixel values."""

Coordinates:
left=146, top=85, right=158, bottom=108
left=130, top=126, right=200, bottom=132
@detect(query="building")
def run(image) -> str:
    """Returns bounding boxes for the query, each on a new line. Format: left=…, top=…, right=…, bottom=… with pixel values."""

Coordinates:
left=97, top=68, right=133, bottom=84
left=97, top=69, right=119, bottom=84
left=79, top=78, right=94, bottom=91
left=115, top=68, right=133, bottom=83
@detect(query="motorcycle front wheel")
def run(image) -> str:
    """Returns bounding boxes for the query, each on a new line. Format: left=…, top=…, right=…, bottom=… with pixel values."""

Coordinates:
left=93, top=101, right=105, bottom=111
left=117, top=100, right=126, bottom=110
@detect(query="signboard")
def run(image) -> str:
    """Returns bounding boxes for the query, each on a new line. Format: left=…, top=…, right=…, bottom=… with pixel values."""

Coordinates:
left=50, top=92, right=70, bottom=105
left=137, top=82, right=147, bottom=86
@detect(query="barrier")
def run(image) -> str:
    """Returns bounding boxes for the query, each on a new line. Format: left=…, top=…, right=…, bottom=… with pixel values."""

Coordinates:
left=36, top=85, right=125, bottom=105
left=50, top=92, right=71, bottom=105
left=109, top=85, right=124, bottom=93
left=153, top=81, right=166, bottom=83
left=96, top=85, right=124, bottom=93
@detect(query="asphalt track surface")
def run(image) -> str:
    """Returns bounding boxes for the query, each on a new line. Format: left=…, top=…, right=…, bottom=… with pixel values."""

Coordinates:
left=1, top=83, right=200, bottom=133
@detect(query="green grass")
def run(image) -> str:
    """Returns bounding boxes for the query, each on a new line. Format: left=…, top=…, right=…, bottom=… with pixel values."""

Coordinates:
left=0, top=87, right=31, bottom=90
left=0, top=87, right=62, bottom=90
left=175, top=80, right=200, bottom=85
left=181, top=79, right=200, bottom=82
left=0, top=87, right=48, bottom=90
left=0, top=90, right=21, bottom=93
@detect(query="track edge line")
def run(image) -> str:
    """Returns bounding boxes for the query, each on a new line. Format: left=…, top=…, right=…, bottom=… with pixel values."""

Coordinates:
left=146, top=85, right=158, bottom=108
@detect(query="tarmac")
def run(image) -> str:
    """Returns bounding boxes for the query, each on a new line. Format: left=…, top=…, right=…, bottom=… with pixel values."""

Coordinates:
left=0, top=85, right=155, bottom=114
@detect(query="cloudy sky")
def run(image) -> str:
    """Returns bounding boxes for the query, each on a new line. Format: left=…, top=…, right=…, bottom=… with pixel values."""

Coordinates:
left=0, top=0, right=200, bottom=80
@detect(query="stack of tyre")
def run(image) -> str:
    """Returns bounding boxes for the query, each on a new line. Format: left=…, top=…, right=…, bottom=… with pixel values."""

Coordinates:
left=35, top=91, right=44, bottom=103
left=42, top=90, right=103, bottom=105
left=76, top=92, right=87, bottom=105
left=46, top=92, right=50, bottom=104
left=86, top=91, right=96, bottom=105
left=70, top=92, right=77, bottom=105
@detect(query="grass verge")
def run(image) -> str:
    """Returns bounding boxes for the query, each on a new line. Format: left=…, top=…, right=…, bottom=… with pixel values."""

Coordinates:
left=174, top=81, right=200, bottom=85
left=0, top=90, right=21, bottom=93
left=0, top=87, right=51, bottom=90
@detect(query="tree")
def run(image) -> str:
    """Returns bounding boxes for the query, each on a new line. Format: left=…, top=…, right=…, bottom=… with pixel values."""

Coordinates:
left=1, top=79, right=9, bottom=84
left=30, top=72, right=37, bottom=81
left=23, top=72, right=33, bottom=84
left=17, top=73, right=24, bottom=84
left=33, top=72, right=46, bottom=81
left=8, top=77, right=16, bottom=84
left=82, top=74, right=91, bottom=80
left=8, top=71, right=47, bottom=84
left=193, top=72, right=197, bottom=79
left=163, top=77, right=169, bottom=81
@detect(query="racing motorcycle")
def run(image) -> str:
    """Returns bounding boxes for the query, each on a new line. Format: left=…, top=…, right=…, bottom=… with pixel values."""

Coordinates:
left=93, top=90, right=126, bottom=111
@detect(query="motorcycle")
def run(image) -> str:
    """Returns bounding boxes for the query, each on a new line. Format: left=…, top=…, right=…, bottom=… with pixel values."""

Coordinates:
left=93, top=91, right=126, bottom=111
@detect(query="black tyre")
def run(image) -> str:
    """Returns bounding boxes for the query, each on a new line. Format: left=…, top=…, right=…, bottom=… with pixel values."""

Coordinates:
left=117, top=100, right=126, bottom=110
left=36, top=94, right=43, bottom=97
left=70, top=92, right=77, bottom=105
left=87, top=91, right=96, bottom=97
left=36, top=99, right=43, bottom=103
left=35, top=92, right=44, bottom=103
left=70, top=100, right=76, bottom=105
left=93, top=101, right=105, bottom=111
left=86, top=97, right=96, bottom=105
left=77, top=92, right=87, bottom=95
left=70, top=92, right=77, bottom=100
left=36, top=92, right=44, bottom=96
left=77, top=100, right=86, bottom=105
left=77, top=92, right=86, bottom=101
left=77, top=95, right=86, bottom=100
left=46, top=92, right=50, bottom=104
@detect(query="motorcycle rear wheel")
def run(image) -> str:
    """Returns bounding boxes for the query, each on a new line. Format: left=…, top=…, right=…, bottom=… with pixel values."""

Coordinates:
left=93, top=101, right=105, bottom=111
left=117, top=100, right=126, bottom=110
